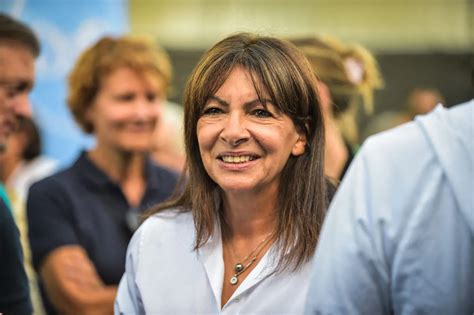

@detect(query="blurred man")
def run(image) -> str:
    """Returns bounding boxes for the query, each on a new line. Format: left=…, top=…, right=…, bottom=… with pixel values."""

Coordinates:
left=0, top=13, right=40, bottom=314
left=305, top=100, right=473, bottom=314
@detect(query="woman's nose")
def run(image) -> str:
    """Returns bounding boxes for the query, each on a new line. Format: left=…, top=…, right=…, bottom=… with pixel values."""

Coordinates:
left=134, top=97, right=157, bottom=119
left=220, top=112, right=250, bottom=146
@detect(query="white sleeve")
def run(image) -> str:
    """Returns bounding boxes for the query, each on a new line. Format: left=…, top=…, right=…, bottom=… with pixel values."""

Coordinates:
left=115, top=226, right=145, bottom=315
left=304, top=141, right=392, bottom=314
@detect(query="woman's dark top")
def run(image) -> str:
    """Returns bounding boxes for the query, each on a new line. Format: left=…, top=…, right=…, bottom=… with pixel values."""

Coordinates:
left=27, top=152, right=178, bottom=314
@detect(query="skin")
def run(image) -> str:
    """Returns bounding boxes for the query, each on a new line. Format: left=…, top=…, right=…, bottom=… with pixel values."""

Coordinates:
left=87, top=67, right=164, bottom=156
left=316, top=80, right=349, bottom=180
left=0, top=127, right=27, bottom=182
left=196, top=66, right=306, bottom=306
left=0, top=42, right=35, bottom=151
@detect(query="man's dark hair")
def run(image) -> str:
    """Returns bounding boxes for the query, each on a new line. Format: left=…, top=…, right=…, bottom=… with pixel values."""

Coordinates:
left=0, top=13, right=40, bottom=57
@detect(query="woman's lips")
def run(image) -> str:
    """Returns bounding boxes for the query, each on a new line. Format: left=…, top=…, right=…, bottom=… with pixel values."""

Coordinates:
left=216, top=152, right=261, bottom=170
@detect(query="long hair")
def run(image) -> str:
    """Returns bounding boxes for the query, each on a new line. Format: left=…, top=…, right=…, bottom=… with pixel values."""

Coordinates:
left=148, top=33, right=328, bottom=272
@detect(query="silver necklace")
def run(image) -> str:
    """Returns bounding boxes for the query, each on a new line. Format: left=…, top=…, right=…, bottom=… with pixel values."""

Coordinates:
left=228, top=234, right=272, bottom=285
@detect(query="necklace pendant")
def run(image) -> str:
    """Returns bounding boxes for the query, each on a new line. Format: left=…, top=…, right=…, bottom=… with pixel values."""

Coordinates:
left=234, top=263, right=244, bottom=273
left=230, top=276, right=238, bottom=285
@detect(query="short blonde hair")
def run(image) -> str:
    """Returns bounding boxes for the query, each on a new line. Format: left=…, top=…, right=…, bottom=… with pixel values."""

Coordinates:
left=67, top=36, right=172, bottom=133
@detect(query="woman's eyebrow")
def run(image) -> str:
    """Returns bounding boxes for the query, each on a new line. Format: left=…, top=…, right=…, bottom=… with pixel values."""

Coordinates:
left=208, top=96, right=229, bottom=107
left=244, top=98, right=273, bottom=108
left=209, top=96, right=273, bottom=108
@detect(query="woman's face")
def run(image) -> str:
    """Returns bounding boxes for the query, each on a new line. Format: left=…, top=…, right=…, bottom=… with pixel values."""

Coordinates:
left=196, top=66, right=306, bottom=196
left=87, top=67, right=165, bottom=153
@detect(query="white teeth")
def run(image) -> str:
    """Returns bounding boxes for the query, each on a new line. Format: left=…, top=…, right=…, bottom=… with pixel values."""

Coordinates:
left=221, top=155, right=253, bottom=163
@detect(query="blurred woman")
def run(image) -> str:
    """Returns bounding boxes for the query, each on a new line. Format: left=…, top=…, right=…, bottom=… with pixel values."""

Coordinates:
left=291, top=36, right=383, bottom=180
left=27, top=37, right=178, bottom=314
left=116, top=33, right=333, bottom=314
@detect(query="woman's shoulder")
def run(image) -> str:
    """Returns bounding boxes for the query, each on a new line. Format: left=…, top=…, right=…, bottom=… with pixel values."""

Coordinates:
left=127, top=209, right=195, bottom=266
left=137, top=209, right=194, bottom=243
left=28, top=154, right=86, bottom=193
left=145, top=208, right=193, bottom=226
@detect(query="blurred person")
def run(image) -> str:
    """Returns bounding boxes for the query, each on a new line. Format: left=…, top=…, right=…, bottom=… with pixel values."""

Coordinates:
left=124, top=41, right=187, bottom=174
left=305, top=100, right=473, bottom=314
left=151, top=100, right=186, bottom=173
left=0, top=117, right=58, bottom=200
left=115, top=33, right=334, bottom=313
left=362, top=87, right=445, bottom=140
left=0, top=117, right=58, bottom=315
left=404, top=86, right=445, bottom=119
left=27, top=36, right=179, bottom=314
left=291, top=36, right=383, bottom=181
left=0, top=12, right=38, bottom=315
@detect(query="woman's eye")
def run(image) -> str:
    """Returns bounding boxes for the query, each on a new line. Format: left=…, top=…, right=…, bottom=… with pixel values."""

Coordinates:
left=115, top=93, right=134, bottom=102
left=146, top=93, right=157, bottom=102
left=252, top=109, right=272, bottom=118
left=202, top=107, right=223, bottom=115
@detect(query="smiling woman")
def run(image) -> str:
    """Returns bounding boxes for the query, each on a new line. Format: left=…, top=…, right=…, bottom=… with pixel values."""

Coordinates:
left=197, top=67, right=306, bottom=196
left=26, top=36, right=178, bottom=314
left=115, top=33, right=333, bottom=314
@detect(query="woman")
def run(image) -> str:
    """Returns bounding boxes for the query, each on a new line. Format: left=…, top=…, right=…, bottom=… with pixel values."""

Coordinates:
left=116, top=33, right=331, bottom=313
left=27, top=37, right=178, bottom=314
left=291, top=36, right=383, bottom=180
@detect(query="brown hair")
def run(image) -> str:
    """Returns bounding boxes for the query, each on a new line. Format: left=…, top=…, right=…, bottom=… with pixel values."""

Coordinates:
left=67, top=36, right=172, bottom=133
left=0, top=13, right=40, bottom=57
left=148, top=33, right=328, bottom=272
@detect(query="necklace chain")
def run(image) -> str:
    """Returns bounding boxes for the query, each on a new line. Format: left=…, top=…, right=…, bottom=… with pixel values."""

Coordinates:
left=228, top=233, right=272, bottom=286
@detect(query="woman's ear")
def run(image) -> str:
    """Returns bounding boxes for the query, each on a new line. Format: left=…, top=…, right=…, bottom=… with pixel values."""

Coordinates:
left=291, top=128, right=307, bottom=156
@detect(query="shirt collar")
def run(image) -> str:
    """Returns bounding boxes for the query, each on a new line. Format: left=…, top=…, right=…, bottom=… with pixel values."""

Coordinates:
left=75, top=150, right=159, bottom=190
left=197, top=224, right=279, bottom=310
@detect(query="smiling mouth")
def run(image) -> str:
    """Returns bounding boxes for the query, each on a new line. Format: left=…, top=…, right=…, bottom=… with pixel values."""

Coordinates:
left=218, top=155, right=259, bottom=164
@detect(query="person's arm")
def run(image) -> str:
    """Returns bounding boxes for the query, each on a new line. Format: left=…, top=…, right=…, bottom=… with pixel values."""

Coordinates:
left=40, top=245, right=116, bottom=315
left=27, top=178, right=116, bottom=314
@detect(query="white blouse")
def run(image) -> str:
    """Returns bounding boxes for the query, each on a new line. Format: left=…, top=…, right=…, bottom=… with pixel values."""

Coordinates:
left=115, top=209, right=314, bottom=314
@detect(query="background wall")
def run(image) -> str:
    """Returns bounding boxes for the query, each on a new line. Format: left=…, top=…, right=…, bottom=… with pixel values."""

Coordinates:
left=130, top=0, right=474, bottom=122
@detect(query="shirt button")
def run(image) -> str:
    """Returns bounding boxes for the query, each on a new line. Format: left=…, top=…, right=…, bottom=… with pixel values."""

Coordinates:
left=234, top=297, right=240, bottom=302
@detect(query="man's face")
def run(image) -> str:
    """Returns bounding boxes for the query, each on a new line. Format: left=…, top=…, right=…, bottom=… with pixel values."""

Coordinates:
left=0, top=42, right=35, bottom=151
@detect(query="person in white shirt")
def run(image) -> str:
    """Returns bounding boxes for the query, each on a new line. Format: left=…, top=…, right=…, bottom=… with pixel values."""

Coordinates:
left=115, top=32, right=333, bottom=314
left=304, top=100, right=473, bottom=314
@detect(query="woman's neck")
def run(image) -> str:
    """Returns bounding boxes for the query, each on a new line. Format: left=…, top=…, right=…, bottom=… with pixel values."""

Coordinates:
left=88, top=145, right=147, bottom=207
left=222, top=189, right=277, bottom=240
